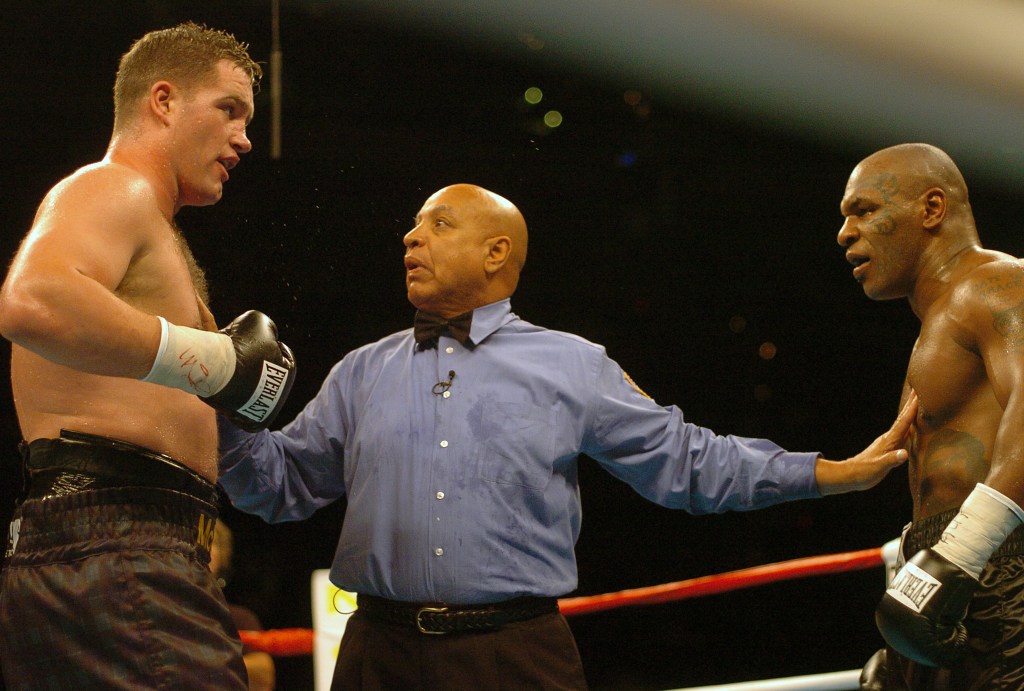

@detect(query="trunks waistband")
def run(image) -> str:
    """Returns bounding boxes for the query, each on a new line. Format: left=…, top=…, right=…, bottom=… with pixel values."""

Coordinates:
left=7, top=486, right=218, bottom=561
left=904, top=508, right=1024, bottom=558
left=21, top=429, right=217, bottom=505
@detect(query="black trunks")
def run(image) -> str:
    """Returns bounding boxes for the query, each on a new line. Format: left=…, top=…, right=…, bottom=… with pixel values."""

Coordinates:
left=0, top=430, right=247, bottom=690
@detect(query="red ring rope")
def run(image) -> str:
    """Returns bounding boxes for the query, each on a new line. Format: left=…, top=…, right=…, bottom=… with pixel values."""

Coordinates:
left=558, top=546, right=883, bottom=615
left=239, top=547, right=884, bottom=656
left=239, top=628, right=315, bottom=657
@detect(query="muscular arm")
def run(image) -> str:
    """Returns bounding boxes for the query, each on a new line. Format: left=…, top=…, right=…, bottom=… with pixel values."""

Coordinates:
left=873, top=260, right=1024, bottom=668
left=0, top=164, right=163, bottom=377
left=966, top=260, right=1024, bottom=506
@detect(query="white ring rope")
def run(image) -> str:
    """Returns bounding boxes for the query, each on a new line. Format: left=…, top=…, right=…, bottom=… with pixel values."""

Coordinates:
left=672, top=668, right=860, bottom=691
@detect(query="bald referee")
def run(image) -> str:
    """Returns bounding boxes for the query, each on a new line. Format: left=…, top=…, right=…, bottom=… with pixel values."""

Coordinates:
left=219, top=183, right=916, bottom=689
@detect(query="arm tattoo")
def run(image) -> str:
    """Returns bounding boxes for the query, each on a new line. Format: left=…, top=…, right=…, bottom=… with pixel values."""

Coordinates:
left=992, top=302, right=1024, bottom=351
left=975, top=273, right=1024, bottom=351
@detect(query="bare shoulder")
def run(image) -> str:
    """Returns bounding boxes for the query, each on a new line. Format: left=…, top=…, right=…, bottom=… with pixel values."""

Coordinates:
left=35, top=161, right=164, bottom=239
left=948, top=252, right=1024, bottom=348
left=11, top=161, right=176, bottom=294
left=955, top=252, right=1024, bottom=312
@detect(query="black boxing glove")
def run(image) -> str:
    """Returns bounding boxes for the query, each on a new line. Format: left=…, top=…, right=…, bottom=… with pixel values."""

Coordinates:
left=875, top=483, right=1024, bottom=667
left=859, top=648, right=903, bottom=691
left=141, top=310, right=296, bottom=432
left=206, top=311, right=296, bottom=431
left=875, top=548, right=976, bottom=667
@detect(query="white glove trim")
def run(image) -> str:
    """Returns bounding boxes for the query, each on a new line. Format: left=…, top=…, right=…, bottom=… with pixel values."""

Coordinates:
left=933, top=483, right=1024, bottom=579
left=976, top=482, right=1024, bottom=523
left=140, top=316, right=169, bottom=382
left=140, top=317, right=236, bottom=397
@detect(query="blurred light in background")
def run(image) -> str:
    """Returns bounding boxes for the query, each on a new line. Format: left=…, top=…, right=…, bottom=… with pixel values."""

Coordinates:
left=543, top=110, right=563, bottom=128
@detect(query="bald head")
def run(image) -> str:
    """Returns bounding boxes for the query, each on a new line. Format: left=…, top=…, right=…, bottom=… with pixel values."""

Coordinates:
left=436, top=183, right=528, bottom=274
left=838, top=143, right=981, bottom=301
left=403, top=183, right=529, bottom=316
left=853, top=143, right=971, bottom=214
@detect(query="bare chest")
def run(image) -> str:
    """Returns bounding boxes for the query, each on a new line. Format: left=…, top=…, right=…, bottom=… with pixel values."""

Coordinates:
left=905, top=313, right=1000, bottom=516
left=118, top=223, right=210, bottom=326
left=907, top=314, right=988, bottom=430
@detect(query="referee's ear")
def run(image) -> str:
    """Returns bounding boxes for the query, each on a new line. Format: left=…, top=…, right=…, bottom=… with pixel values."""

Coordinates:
left=483, top=236, right=512, bottom=277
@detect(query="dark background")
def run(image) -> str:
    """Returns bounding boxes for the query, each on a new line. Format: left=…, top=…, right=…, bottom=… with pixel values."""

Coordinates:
left=1, top=2, right=1021, bottom=689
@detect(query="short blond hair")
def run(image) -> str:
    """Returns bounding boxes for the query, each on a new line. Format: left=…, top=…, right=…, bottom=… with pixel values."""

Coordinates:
left=112, top=21, right=261, bottom=131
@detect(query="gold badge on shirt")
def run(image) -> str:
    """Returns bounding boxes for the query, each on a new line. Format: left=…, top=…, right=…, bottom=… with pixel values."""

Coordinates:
left=623, top=372, right=651, bottom=399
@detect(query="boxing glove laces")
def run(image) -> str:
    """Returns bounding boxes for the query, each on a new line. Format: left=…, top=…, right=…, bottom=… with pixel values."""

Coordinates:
left=141, top=311, right=296, bottom=432
left=876, top=483, right=1024, bottom=667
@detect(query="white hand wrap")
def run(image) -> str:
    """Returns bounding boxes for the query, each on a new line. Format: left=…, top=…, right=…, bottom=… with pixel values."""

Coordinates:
left=933, top=483, right=1024, bottom=579
left=140, top=316, right=237, bottom=397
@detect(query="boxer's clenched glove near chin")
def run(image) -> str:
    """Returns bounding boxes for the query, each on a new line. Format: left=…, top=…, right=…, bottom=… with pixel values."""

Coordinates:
left=203, top=311, right=296, bottom=432
left=875, top=548, right=978, bottom=668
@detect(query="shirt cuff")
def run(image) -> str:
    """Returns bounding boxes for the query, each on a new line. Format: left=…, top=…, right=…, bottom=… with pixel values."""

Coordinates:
left=218, top=413, right=254, bottom=471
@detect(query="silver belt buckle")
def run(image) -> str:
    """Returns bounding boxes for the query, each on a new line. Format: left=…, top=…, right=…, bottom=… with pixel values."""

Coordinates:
left=416, top=605, right=449, bottom=634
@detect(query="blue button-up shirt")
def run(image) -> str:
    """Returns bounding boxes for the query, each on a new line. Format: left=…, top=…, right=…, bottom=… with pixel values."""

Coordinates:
left=219, top=299, right=820, bottom=604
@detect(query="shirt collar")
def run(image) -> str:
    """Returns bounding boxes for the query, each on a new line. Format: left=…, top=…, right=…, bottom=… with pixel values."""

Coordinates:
left=468, top=298, right=514, bottom=345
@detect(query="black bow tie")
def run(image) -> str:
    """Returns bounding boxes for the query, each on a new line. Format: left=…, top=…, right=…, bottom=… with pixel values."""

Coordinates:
left=413, top=310, right=473, bottom=349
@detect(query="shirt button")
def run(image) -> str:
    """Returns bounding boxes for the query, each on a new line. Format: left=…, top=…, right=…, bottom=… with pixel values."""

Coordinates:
left=434, top=547, right=444, bottom=556
left=439, top=440, right=449, bottom=448
left=442, top=391, right=451, bottom=399
left=445, top=347, right=454, bottom=354
left=436, top=491, right=445, bottom=500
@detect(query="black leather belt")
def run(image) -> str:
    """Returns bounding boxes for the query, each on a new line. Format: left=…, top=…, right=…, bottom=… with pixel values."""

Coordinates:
left=356, top=594, right=559, bottom=635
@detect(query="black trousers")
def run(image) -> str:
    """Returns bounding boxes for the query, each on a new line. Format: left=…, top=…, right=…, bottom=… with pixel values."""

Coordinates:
left=332, top=609, right=589, bottom=690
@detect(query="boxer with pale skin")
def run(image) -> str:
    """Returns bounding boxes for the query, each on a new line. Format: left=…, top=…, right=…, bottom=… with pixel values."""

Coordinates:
left=0, top=23, right=294, bottom=689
